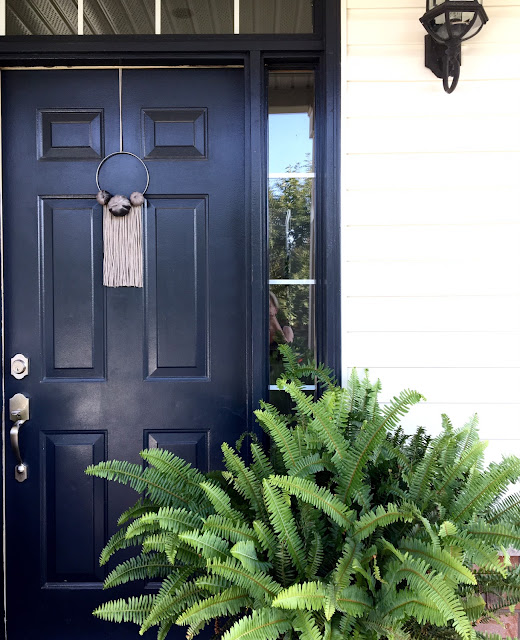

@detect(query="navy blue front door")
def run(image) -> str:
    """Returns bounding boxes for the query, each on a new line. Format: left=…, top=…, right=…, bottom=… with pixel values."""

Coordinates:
left=3, top=69, right=247, bottom=639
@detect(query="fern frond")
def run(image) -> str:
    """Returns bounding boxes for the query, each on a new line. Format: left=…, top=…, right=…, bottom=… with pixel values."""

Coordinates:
left=250, top=443, right=275, bottom=481
left=272, top=581, right=328, bottom=612
left=126, top=506, right=202, bottom=539
left=103, top=553, right=173, bottom=589
left=252, top=521, right=277, bottom=562
left=262, top=479, right=306, bottom=576
left=487, top=491, right=520, bottom=524
left=140, top=448, right=206, bottom=487
left=337, top=390, right=424, bottom=504
left=450, top=457, right=520, bottom=522
left=220, top=607, right=291, bottom=640
left=177, top=587, right=251, bottom=627
left=231, top=540, right=271, bottom=573
left=280, top=382, right=349, bottom=463
left=140, top=581, right=208, bottom=633
left=292, top=612, right=322, bottom=640
left=336, top=585, right=373, bottom=617
left=461, top=595, right=486, bottom=622
left=333, top=539, right=360, bottom=589
left=444, top=532, right=506, bottom=577
left=178, top=530, right=230, bottom=560
left=436, top=441, right=488, bottom=500
left=203, top=515, right=258, bottom=545
left=222, top=443, right=265, bottom=518
left=206, top=557, right=282, bottom=602
left=464, top=521, right=520, bottom=549
left=379, top=589, right=445, bottom=626
left=394, top=556, right=474, bottom=640
left=354, top=504, right=413, bottom=540
left=86, top=460, right=193, bottom=508
left=200, top=481, right=243, bottom=521
left=99, top=527, right=144, bottom=566
left=268, top=475, right=352, bottom=528
left=287, top=453, right=326, bottom=479
left=399, top=538, right=476, bottom=585
left=117, top=498, right=158, bottom=526
left=93, top=595, right=155, bottom=625
left=254, top=403, right=302, bottom=471
left=305, top=531, right=324, bottom=580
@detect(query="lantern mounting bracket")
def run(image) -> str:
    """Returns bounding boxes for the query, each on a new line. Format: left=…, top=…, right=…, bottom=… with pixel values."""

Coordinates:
left=424, top=34, right=460, bottom=80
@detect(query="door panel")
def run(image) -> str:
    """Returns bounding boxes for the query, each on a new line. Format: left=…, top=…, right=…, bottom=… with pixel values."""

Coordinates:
left=3, top=68, right=247, bottom=639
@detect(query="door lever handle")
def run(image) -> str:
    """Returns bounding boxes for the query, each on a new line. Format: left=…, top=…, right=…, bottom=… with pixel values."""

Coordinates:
left=9, top=394, right=29, bottom=483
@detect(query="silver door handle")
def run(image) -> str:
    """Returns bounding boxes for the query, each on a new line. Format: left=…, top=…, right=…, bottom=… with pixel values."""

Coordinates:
left=9, top=394, right=29, bottom=482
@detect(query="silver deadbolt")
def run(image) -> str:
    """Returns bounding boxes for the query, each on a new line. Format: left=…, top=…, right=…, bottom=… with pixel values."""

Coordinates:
left=9, top=393, right=29, bottom=482
left=11, top=354, right=29, bottom=379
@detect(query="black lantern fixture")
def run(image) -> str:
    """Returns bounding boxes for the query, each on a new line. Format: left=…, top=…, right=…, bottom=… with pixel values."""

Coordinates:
left=420, top=0, right=488, bottom=93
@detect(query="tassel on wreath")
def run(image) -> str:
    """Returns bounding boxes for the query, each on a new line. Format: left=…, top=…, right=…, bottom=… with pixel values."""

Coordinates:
left=99, top=190, right=144, bottom=288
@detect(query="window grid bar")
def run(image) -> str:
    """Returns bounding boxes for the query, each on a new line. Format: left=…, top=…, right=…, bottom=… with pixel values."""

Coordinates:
left=78, top=0, right=84, bottom=35
left=269, top=279, right=316, bottom=285
left=234, top=0, right=239, bottom=34
left=269, top=172, right=315, bottom=179
left=155, top=0, right=161, bottom=34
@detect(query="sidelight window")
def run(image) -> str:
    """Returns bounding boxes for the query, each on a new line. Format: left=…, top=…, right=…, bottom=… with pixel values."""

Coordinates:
left=268, top=70, right=316, bottom=398
left=3, top=0, right=314, bottom=35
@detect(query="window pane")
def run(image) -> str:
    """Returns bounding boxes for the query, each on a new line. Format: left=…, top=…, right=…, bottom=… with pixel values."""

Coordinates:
left=269, top=177, right=314, bottom=281
left=162, top=0, right=233, bottom=34
left=84, top=0, right=154, bottom=34
left=240, top=0, right=313, bottom=34
left=7, top=0, right=78, bottom=35
left=269, top=284, right=315, bottom=386
left=268, top=72, right=315, bottom=173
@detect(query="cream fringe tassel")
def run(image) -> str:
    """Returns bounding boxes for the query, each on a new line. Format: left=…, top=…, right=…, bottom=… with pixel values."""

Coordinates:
left=103, top=204, right=143, bottom=288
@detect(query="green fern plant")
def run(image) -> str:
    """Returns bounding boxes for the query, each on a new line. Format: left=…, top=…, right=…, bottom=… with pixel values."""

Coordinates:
left=86, top=345, right=520, bottom=640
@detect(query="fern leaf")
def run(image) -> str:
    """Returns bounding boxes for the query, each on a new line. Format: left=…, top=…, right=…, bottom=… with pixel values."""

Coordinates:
left=103, top=553, right=172, bottom=589
left=487, top=491, right=520, bottom=524
left=394, top=556, right=474, bottom=640
left=86, top=460, right=193, bottom=508
left=445, top=532, right=506, bottom=577
left=99, top=527, right=145, bottom=566
left=220, top=608, right=291, bottom=640
left=200, top=481, right=242, bottom=520
left=333, top=539, right=360, bottom=589
left=335, top=585, right=373, bottom=617
left=268, top=475, right=352, bottom=528
left=157, top=619, right=172, bottom=640
left=280, top=382, right=349, bottom=463
left=354, top=504, right=413, bottom=540
left=206, top=557, right=282, bottom=602
left=287, top=453, right=326, bottom=479
left=379, top=589, right=445, bottom=626
left=140, top=448, right=206, bottom=486
left=231, top=540, right=272, bottom=573
left=451, top=457, right=520, bottom=522
left=399, top=538, right=476, bottom=584
left=93, top=595, right=155, bottom=625
left=222, top=443, right=265, bottom=517
left=178, top=530, right=230, bottom=560
left=464, top=521, right=520, bottom=549
left=292, top=612, right=322, bottom=640
left=177, top=587, right=251, bottom=626
left=254, top=404, right=302, bottom=471
left=262, top=479, right=306, bottom=576
left=117, top=497, right=158, bottom=526
left=436, top=441, right=488, bottom=500
left=337, top=390, right=424, bottom=504
left=140, top=581, right=208, bottom=633
left=305, top=531, right=324, bottom=580
left=271, top=581, right=328, bottom=612
left=126, top=506, right=202, bottom=539
left=253, top=521, right=278, bottom=562
left=250, top=443, right=275, bottom=481
left=203, top=515, right=258, bottom=545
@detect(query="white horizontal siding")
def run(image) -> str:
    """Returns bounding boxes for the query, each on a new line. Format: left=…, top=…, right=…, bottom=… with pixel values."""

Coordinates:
left=341, top=0, right=520, bottom=463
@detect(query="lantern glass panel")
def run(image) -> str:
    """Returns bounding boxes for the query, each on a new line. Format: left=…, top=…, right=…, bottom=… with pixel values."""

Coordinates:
left=461, top=12, right=484, bottom=39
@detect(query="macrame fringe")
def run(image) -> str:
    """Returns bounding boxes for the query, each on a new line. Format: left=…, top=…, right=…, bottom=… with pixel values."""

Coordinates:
left=103, top=204, right=143, bottom=288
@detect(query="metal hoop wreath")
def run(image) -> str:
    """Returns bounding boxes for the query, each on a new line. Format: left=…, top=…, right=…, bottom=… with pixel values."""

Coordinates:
left=96, top=151, right=150, bottom=195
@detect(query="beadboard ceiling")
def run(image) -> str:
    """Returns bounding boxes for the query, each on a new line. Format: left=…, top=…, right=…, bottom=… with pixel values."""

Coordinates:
left=6, top=0, right=313, bottom=35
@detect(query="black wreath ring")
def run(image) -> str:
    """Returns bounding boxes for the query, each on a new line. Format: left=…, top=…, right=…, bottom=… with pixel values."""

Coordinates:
left=95, top=151, right=150, bottom=217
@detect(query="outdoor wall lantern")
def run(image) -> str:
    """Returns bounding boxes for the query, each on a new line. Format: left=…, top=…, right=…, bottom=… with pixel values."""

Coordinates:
left=420, top=0, right=488, bottom=93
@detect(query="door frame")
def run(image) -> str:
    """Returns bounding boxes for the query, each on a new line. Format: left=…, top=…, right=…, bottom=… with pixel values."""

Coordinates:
left=0, top=0, right=341, bottom=632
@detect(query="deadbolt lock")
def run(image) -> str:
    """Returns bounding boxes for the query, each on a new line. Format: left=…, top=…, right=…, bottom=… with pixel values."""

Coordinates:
left=11, top=354, right=29, bottom=379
